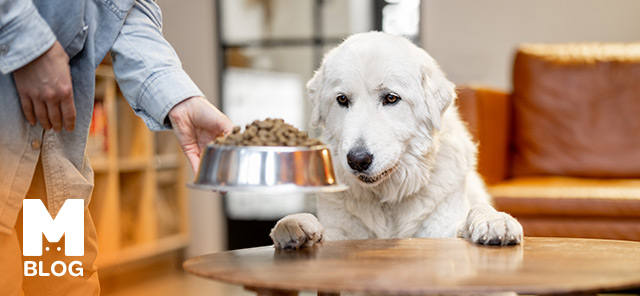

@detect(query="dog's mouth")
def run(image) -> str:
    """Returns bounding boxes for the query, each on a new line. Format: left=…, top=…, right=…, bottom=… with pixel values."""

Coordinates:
left=356, top=164, right=398, bottom=185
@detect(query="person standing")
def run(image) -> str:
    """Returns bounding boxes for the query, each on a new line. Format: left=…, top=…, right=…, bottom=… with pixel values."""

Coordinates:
left=0, top=0, right=233, bottom=294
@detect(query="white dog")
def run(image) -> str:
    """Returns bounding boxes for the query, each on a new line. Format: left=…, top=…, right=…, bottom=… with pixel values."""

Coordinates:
left=270, top=31, right=523, bottom=249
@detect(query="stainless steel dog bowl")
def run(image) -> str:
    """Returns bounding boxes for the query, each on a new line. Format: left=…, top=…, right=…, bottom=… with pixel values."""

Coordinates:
left=189, top=144, right=348, bottom=193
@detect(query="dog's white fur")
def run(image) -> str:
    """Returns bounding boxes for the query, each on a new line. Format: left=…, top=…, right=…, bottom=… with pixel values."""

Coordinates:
left=270, top=32, right=523, bottom=249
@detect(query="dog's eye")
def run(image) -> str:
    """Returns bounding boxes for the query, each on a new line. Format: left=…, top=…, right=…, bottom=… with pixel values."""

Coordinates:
left=383, top=93, right=401, bottom=105
left=336, top=94, right=349, bottom=107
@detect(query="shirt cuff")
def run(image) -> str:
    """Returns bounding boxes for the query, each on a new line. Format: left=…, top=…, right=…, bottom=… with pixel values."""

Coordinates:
left=0, top=3, right=56, bottom=74
left=134, top=67, right=205, bottom=131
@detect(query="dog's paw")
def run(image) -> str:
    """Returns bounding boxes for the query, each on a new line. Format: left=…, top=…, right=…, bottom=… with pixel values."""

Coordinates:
left=460, top=204, right=523, bottom=246
left=270, top=213, right=325, bottom=249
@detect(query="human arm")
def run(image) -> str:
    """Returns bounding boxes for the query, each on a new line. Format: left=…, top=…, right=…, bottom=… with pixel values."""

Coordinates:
left=0, top=0, right=75, bottom=131
left=110, top=0, right=232, bottom=172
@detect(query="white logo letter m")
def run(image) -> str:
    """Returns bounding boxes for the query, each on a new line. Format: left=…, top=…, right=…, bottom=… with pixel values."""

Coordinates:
left=23, top=199, right=84, bottom=256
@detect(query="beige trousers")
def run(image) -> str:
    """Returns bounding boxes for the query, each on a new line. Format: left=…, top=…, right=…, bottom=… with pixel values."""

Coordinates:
left=0, top=159, right=100, bottom=296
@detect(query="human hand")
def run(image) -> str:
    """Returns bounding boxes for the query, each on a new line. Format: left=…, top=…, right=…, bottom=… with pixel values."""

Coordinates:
left=13, top=41, right=76, bottom=132
left=168, top=96, right=233, bottom=174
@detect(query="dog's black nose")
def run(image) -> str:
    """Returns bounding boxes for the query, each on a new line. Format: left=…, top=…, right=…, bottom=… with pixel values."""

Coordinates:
left=347, top=148, right=373, bottom=172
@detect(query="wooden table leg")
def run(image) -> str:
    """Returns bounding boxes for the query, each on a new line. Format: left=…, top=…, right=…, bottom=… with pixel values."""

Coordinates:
left=244, top=286, right=299, bottom=296
left=317, top=292, right=340, bottom=296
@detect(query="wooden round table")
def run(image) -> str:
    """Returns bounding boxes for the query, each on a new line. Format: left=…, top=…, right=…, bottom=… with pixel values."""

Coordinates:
left=183, top=237, right=640, bottom=295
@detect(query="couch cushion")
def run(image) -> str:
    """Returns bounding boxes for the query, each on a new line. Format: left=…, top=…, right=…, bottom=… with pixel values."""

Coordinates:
left=510, top=218, right=640, bottom=241
left=511, top=43, right=640, bottom=178
left=490, top=176, right=640, bottom=218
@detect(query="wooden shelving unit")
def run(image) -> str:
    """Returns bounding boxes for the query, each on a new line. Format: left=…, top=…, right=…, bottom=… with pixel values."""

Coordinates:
left=89, top=65, right=189, bottom=268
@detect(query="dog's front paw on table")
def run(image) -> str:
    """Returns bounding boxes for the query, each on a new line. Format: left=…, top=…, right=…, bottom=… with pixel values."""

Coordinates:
left=460, top=204, right=524, bottom=246
left=270, top=213, right=325, bottom=249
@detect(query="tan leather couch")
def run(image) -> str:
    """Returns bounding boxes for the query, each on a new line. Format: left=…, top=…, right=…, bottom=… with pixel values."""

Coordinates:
left=457, top=43, right=640, bottom=241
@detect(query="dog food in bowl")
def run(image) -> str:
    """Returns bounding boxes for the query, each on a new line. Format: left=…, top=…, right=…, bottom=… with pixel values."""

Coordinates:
left=191, top=119, right=347, bottom=193
left=214, top=118, right=324, bottom=147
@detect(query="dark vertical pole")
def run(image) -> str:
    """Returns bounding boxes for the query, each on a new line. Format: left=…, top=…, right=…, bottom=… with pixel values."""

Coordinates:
left=313, top=0, right=324, bottom=68
left=373, top=0, right=385, bottom=32
left=215, top=0, right=225, bottom=113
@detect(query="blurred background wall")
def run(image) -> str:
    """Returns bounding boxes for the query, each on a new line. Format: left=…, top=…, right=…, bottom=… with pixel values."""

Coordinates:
left=421, top=0, right=640, bottom=90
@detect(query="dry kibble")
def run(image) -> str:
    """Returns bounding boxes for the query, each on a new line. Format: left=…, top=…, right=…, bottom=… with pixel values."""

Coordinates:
left=258, top=120, right=274, bottom=130
left=213, top=118, right=324, bottom=147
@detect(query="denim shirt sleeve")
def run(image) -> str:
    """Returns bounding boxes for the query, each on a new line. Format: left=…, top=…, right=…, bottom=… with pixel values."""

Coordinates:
left=0, top=0, right=56, bottom=74
left=110, top=0, right=204, bottom=131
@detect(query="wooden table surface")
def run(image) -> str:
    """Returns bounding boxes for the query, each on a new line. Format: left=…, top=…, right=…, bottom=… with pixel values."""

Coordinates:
left=183, top=237, right=640, bottom=295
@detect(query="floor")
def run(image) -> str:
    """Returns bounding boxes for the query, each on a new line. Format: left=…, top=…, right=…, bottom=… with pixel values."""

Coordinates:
left=102, top=270, right=318, bottom=296
left=101, top=270, right=253, bottom=296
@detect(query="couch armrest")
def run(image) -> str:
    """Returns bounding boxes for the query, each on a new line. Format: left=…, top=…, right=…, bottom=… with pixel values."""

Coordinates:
left=456, top=86, right=511, bottom=185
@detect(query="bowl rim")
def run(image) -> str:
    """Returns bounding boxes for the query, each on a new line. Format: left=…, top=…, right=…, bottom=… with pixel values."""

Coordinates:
left=205, top=143, right=330, bottom=152
left=187, top=183, right=349, bottom=194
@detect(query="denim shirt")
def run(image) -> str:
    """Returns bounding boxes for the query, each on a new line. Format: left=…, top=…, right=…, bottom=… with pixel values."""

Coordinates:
left=0, top=0, right=204, bottom=234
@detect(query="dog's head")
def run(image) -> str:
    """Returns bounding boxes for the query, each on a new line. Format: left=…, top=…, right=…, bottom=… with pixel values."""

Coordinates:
left=308, top=32, right=455, bottom=198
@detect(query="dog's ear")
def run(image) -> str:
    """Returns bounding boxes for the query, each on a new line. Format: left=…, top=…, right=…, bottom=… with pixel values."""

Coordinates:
left=307, top=65, right=324, bottom=128
left=421, top=57, right=455, bottom=131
